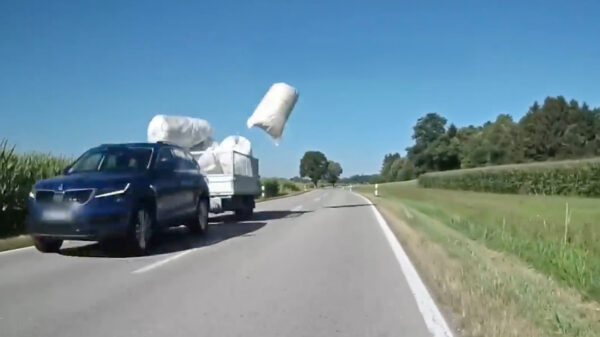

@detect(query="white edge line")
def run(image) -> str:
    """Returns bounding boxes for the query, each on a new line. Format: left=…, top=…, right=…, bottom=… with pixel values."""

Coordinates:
left=0, top=245, right=35, bottom=256
left=291, top=205, right=303, bottom=212
left=355, top=193, right=454, bottom=337
left=132, top=249, right=195, bottom=274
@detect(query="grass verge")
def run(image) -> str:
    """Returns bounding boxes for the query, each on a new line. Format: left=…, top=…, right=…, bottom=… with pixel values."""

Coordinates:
left=357, top=182, right=600, bottom=337
left=0, top=235, right=33, bottom=252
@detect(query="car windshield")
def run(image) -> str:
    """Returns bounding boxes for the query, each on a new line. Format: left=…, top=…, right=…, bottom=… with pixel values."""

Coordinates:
left=68, top=147, right=152, bottom=173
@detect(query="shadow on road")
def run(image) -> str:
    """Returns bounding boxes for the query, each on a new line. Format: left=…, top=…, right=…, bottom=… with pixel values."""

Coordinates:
left=59, top=218, right=266, bottom=258
left=325, top=203, right=373, bottom=209
left=210, top=210, right=310, bottom=222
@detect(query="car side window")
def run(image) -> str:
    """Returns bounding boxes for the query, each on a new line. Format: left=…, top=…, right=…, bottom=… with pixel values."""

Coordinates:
left=184, top=152, right=200, bottom=171
left=155, top=147, right=174, bottom=169
left=171, top=148, right=190, bottom=170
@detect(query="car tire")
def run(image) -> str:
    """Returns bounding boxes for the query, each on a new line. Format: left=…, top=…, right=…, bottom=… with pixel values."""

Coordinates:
left=33, top=236, right=63, bottom=253
left=188, top=197, right=209, bottom=234
left=130, top=207, right=154, bottom=255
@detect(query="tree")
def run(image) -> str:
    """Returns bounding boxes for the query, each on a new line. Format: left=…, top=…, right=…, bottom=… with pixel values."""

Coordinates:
left=406, top=113, right=448, bottom=174
left=300, top=151, right=328, bottom=187
left=380, top=153, right=400, bottom=181
left=459, top=115, right=523, bottom=168
left=388, top=157, right=404, bottom=180
left=325, top=161, right=343, bottom=186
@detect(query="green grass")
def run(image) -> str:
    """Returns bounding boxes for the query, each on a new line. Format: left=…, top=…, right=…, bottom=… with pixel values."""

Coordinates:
left=360, top=181, right=600, bottom=302
left=356, top=181, right=600, bottom=337
left=0, top=235, right=33, bottom=252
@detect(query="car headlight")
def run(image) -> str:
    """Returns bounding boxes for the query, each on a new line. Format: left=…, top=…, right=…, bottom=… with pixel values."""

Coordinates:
left=94, top=183, right=131, bottom=199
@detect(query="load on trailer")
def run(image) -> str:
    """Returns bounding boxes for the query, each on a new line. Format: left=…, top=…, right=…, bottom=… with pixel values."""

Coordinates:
left=190, top=149, right=259, bottom=219
left=148, top=117, right=260, bottom=218
left=146, top=82, right=299, bottom=220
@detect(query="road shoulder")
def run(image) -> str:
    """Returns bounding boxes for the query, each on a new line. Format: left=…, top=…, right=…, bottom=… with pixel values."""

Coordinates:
left=357, top=189, right=600, bottom=337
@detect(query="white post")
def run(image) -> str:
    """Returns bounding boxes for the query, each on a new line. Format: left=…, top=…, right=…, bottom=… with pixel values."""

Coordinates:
left=375, top=184, right=379, bottom=197
left=261, top=185, right=265, bottom=198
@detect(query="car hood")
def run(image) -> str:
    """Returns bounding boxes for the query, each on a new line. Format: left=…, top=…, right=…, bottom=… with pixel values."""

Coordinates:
left=35, top=172, right=143, bottom=191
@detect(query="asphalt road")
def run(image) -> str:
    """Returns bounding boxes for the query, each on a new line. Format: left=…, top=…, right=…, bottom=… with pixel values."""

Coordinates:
left=0, top=189, right=438, bottom=337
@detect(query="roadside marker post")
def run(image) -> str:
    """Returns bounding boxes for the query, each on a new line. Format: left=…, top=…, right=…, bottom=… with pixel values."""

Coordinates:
left=261, top=185, right=265, bottom=198
left=375, top=184, right=379, bottom=197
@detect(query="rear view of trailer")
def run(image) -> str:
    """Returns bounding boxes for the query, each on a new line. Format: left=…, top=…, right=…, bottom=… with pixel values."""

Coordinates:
left=190, top=150, right=260, bottom=219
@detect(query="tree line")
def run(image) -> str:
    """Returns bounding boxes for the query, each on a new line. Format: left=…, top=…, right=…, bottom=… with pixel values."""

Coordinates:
left=380, top=96, right=600, bottom=182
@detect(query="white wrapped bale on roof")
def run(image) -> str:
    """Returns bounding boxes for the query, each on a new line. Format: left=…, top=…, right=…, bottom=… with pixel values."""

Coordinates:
left=147, top=115, right=212, bottom=149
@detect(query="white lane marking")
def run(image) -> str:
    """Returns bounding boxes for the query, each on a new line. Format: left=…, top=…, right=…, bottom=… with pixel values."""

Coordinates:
left=132, top=249, right=195, bottom=274
left=0, top=245, right=35, bottom=256
left=355, top=193, right=454, bottom=337
left=291, top=205, right=303, bottom=212
left=313, top=197, right=322, bottom=202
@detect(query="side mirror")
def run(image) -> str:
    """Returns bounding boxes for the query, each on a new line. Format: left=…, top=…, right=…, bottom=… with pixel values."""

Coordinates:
left=62, top=165, right=71, bottom=175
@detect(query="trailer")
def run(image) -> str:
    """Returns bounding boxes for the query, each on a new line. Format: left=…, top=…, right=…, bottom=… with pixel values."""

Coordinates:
left=190, top=150, right=260, bottom=220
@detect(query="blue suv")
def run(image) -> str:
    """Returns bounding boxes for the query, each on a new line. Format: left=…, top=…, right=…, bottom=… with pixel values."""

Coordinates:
left=26, top=142, right=210, bottom=254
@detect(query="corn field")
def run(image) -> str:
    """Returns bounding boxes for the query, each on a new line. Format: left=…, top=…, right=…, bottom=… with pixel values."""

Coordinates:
left=418, top=157, right=600, bottom=197
left=0, top=140, right=70, bottom=237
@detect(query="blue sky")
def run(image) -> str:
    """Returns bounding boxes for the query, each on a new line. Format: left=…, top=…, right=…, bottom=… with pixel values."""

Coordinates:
left=1, top=1, right=599, bottom=177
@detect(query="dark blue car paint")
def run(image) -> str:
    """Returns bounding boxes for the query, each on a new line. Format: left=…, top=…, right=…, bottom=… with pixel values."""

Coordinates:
left=26, top=142, right=209, bottom=241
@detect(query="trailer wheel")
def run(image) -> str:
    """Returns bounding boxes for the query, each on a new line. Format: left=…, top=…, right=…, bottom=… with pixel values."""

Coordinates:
left=235, top=196, right=254, bottom=220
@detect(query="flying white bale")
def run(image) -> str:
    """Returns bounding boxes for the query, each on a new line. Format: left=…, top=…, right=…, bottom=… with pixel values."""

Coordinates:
left=217, top=135, right=253, bottom=175
left=247, top=82, right=298, bottom=141
left=147, top=115, right=212, bottom=149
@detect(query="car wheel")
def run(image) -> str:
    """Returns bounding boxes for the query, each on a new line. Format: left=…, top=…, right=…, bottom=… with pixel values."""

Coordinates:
left=130, top=207, right=154, bottom=255
left=188, top=197, right=209, bottom=234
left=33, top=236, right=63, bottom=253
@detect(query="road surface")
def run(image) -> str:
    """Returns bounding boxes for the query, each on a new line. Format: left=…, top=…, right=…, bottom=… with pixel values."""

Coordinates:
left=0, top=189, right=443, bottom=337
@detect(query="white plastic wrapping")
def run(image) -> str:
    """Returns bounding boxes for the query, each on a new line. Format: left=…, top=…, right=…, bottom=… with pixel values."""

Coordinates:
left=247, top=83, right=298, bottom=141
left=196, top=139, right=222, bottom=174
left=147, top=115, right=212, bottom=149
left=189, top=137, right=217, bottom=152
left=217, top=136, right=252, bottom=175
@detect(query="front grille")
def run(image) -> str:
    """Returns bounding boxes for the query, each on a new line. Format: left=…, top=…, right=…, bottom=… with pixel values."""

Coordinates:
left=35, top=189, right=93, bottom=204
left=64, top=190, right=93, bottom=204
left=35, top=191, right=55, bottom=203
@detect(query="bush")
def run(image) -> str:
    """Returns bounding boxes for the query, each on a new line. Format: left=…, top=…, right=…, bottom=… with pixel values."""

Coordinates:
left=281, top=181, right=300, bottom=192
left=263, top=179, right=280, bottom=197
left=0, top=140, right=70, bottom=237
left=418, top=157, right=600, bottom=197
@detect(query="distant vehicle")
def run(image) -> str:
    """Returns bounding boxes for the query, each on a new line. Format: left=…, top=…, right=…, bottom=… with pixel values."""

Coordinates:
left=26, top=142, right=209, bottom=254
left=190, top=150, right=259, bottom=219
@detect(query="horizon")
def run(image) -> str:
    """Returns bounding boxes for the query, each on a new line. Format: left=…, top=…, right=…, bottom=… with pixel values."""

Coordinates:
left=2, top=1, right=599, bottom=177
